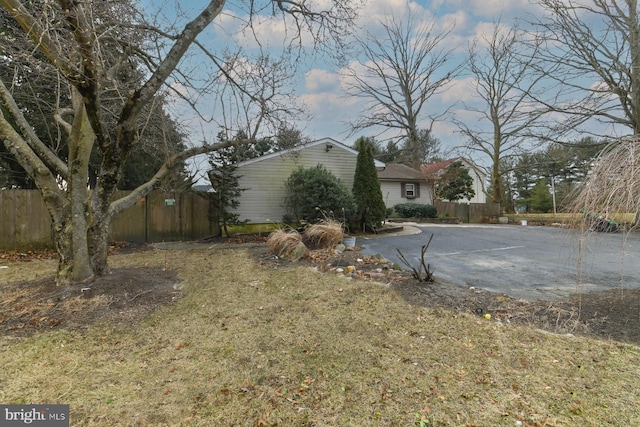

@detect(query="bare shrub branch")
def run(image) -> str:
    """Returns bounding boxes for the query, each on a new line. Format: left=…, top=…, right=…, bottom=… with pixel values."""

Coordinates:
left=396, top=233, right=434, bottom=282
left=567, top=136, right=640, bottom=232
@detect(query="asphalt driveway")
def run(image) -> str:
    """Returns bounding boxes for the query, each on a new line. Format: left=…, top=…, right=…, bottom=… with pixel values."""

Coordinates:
left=361, top=223, right=640, bottom=301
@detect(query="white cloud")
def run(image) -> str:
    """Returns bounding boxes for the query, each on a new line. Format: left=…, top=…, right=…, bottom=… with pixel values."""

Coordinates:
left=299, top=65, right=364, bottom=140
left=429, top=0, right=538, bottom=19
left=183, top=1, right=568, bottom=152
left=300, top=91, right=362, bottom=141
left=439, top=77, right=477, bottom=105
left=360, top=0, right=428, bottom=19
left=304, top=69, right=342, bottom=93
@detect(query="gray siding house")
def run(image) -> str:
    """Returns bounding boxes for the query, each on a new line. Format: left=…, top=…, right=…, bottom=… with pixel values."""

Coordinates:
left=231, top=137, right=384, bottom=224
left=377, top=163, right=432, bottom=207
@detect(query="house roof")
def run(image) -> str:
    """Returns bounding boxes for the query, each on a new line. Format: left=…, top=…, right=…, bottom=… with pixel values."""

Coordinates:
left=421, top=157, right=462, bottom=176
left=422, top=158, right=487, bottom=181
left=377, top=163, right=425, bottom=181
left=235, top=137, right=385, bottom=168
left=192, top=184, right=213, bottom=192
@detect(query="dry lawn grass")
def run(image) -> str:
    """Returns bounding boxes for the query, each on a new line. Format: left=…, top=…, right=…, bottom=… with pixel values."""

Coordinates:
left=2, top=249, right=640, bottom=426
left=508, top=212, right=636, bottom=227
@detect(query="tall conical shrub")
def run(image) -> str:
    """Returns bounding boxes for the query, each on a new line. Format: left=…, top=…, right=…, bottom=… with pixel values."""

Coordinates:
left=352, top=137, right=387, bottom=231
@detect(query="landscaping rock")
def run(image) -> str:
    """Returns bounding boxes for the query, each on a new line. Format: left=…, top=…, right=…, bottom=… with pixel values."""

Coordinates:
left=286, top=241, right=309, bottom=261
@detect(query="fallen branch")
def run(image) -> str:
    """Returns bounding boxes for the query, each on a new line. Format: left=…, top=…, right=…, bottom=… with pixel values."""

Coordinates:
left=128, top=289, right=153, bottom=302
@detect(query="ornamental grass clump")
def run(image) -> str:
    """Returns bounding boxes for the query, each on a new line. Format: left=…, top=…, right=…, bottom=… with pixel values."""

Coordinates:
left=266, top=229, right=308, bottom=260
left=304, top=220, right=344, bottom=249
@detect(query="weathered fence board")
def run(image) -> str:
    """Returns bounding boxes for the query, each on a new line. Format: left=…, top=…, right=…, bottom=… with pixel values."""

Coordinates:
left=0, top=190, right=52, bottom=248
left=110, top=191, right=147, bottom=243
left=0, top=190, right=217, bottom=249
left=435, top=201, right=500, bottom=223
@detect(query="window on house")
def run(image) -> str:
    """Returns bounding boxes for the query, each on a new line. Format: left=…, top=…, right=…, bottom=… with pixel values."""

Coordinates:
left=405, top=183, right=416, bottom=198
left=401, top=182, right=420, bottom=199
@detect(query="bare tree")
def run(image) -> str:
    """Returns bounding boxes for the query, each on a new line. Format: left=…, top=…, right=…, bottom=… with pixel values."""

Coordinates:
left=0, top=0, right=357, bottom=285
left=344, top=13, right=463, bottom=169
left=215, top=50, right=308, bottom=143
left=210, top=50, right=309, bottom=163
left=395, top=129, right=443, bottom=168
left=532, top=0, right=640, bottom=137
left=456, top=23, right=549, bottom=205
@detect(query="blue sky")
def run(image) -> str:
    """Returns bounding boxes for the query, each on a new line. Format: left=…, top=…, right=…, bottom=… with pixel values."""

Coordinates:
left=297, top=0, right=531, bottom=146
left=148, top=0, right=548, bottom=178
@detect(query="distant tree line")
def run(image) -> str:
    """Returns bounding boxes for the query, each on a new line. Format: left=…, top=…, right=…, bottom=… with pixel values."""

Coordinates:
left=498, top=137, right=605, bottom=213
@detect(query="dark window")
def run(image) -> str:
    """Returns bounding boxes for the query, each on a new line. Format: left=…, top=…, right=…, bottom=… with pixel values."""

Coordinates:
left=401, top=182, right=420, bottom=199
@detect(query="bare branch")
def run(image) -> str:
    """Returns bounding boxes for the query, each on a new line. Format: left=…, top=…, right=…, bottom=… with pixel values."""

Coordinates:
left=0, top=0, right=74, bottom=76
left=530, top=0, right=640, bottom=135
left=344, top=13, right=463, bottom=167
left=457, top=22, right=550, bottom=205
left=0, top=110, right=66, bottom=206
left=395, top=234, right=435, bottom=282
left=568, top=135, right=640, bottom=232
left=108, top=138, right=251, bottom=218
left=0, top=79, right=68, bottom=177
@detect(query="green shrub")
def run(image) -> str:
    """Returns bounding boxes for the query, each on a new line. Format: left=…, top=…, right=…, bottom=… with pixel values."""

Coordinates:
left=283, top=165, right=357, bottom=224
left=435, top=161, right=475, bottom=202
left=393, top=203, right=437, bottom=218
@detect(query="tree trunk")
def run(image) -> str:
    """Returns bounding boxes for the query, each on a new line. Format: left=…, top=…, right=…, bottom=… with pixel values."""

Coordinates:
left=491, top=132, right=503, bottom=205
left=87, top=157, right=120, bottom=278
left=55, top=90, right=96, bottom=285
left=406, top=127, right=420, bottom=169
left=51, top=206, right=93, bottom=285
left=491, top=158, right=503, bottom=207
left=88, top=218, right=111, bottom=276
left=51, top=214, right=76, bottom=285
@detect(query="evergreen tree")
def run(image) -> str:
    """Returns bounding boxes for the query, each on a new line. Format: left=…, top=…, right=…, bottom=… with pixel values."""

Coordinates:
left=274, top=125, right=309, bottom=151
left=352, top=137, right=387, bottom=231
left=509, top=138, right=604, bottom=211
left=207, top=164, right=245, bottom=237
left=206, top=131, right=248, bottom=236
left=435, top=161, right=475, bottom=202
left=378, top=140, right=401, bottom=163
left=397, top=129, right=442, bottom=168
left=360, top=130, right=441, bottom=167
left=527, top=179, right=554, bottom=213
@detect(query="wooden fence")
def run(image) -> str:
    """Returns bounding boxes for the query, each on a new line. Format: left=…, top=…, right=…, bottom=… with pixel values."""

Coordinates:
left=434, top=201, right=501, bottom=223
left=0, top=190, right=218, bottom=250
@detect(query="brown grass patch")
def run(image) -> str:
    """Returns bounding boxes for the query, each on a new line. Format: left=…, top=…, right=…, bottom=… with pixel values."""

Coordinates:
left=2, top=248, right=640, bottom=426
left=507, top=212, right=636, bottom=227
left=0, top=266, right=179, bottom=335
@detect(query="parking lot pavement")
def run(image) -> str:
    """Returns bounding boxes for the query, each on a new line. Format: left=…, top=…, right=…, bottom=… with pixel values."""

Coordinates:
left=361, top=223, right=640, bottom=301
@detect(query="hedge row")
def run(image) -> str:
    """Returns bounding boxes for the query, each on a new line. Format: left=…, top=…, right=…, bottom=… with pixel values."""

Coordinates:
left=392, top=203, right=437, bottom=219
